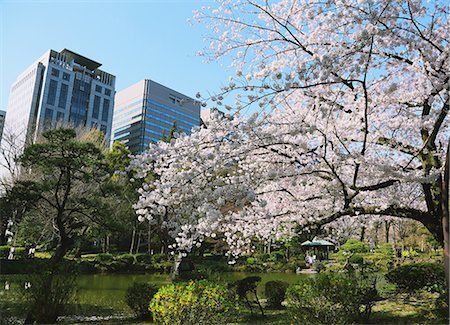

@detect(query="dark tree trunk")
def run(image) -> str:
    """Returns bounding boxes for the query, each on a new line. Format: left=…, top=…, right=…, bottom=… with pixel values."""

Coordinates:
left=385, top=221, right=390, bottom=243
left=360, top=226, right=366, bottom=242
left=374, top=222, right=381, bottom=246
left=147, top=221, right=151, bottom=254
left=442, top=143, right=449, bottom=301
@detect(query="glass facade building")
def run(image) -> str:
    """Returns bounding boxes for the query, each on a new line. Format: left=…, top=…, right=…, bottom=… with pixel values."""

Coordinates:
left=2, top=49, right=115, bottom=152
left=112, top=80, right=200, bottom=153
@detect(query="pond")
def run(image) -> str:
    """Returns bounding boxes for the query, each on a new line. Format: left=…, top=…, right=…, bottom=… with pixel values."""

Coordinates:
left=0, top=272, right=312, bottom=323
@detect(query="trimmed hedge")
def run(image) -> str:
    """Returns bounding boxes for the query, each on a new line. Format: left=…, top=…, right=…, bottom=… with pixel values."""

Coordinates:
left=265, top=280, right=289, bottom=308
left=150, top=280, right=237, bottom=325
left=386, top=262, right=445, bottom=293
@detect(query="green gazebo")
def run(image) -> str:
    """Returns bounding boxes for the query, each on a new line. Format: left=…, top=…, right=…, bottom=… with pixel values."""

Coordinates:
left=301, top=239, right=335, bottom=260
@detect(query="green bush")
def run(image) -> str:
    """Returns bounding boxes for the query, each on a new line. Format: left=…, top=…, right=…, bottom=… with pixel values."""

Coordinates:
left=269, top=250, right=285, bottom=262
left=287, top=279, right=347, bottom=324
left=0, top=246, right=11, bottom=259
left=348, top=253, right=364, bottom=264
left=265, top=280, right=289, bottom=308
left=386, top=262, right=445, bottom=293
left=402, top=249, right=419, bottom=259
left=246, top=257, right=256, bottom=265
left=151, top=253, right=168, bottom=264
left=125, top=282, right=158, bottom=319
left=136, top=254, right=153, bottom=264
left=374, top=243, right=394, bottom=259
left=150, top=280, right=236, bottom=325
left=95, top=253, right=114, bottom=262
left=14, top=247, right=27, bottom=259
left=340, top=239, right=369, bottom=253
left=0, top=246, right=27, bottom=259
left=286, top=272, right=380, bottom=324
left=116, top=254, right=135, bottom=265
left=229, top=276, right=264, bottom=316
left=151, top=254, right=172, bottom=272
left=313, top=261, right=326, bottom=273
left=22, top=262, right=77, bottom=324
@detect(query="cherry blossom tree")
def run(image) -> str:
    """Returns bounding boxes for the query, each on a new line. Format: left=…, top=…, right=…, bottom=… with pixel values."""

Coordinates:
left=132, top=0, right=448, bottom=272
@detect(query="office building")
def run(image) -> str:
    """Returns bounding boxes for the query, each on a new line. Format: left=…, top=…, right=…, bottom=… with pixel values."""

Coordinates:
left=3, top=49, right=115, bottom=150
left=0, top=110, right=5, bottom=143
left=112, top=79, right=200, bottom=153
left=200, top=107, right=227, bottom=127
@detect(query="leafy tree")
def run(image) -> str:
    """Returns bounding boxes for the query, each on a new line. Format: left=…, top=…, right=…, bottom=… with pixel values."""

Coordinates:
left=11, top=128, right=116, bottom=264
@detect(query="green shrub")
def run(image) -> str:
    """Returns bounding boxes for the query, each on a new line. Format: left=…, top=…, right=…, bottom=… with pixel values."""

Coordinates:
left=287, top=280, right=347, bottom=324
left=136, top=254, right=153, bottom=264
left=386, top=262, right=445, bottom=293
left=363, top=250, right=392, bottom=271
left=151, top=254, right=172, bottom=272
left=0, top=246, right=27, bottom=259
left=269, top=250, right=285, bottom=262
left=151, top=253, right=168, bottom=264
left=348, top=253, right=364, bottom=264
left=0, top=246, right=11, bottom=259
left=265, top=280, right=289, bottom=308
left=374, top=243, right=394, bottom=259
left=95, top=253, right=114, bottom=262
left=340, top=239, right=369, bottom=253
left=402, top=249, right=419, bottom=259
left=14, top=247, right=27, bottom=259
left=286, top=272, right=380, bottom=324
left=116, top=254, right=135, bottom=265
left=229, top=276, right=264, bottom=316
left=22, top=262, right=77, bottom=324
left=150, top=280, right=236, bottom=325
left=125, top=282, right=158, bottom=319
left=246, top=257, right=256, bottom=265
left=240, top=257, right=265, bottom=272
left=313, top=261, right=326, bottom=273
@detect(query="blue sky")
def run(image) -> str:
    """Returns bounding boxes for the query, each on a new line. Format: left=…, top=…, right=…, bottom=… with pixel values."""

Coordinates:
left=0, top=0, right=232, bottom=113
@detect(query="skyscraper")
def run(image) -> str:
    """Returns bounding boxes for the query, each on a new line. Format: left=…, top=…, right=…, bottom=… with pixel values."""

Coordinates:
left=112, top=79, right=200, bottom=153
left=3, top=49, right=115, bottom=150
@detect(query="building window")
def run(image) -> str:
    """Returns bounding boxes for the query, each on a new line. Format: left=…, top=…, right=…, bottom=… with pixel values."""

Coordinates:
left=47, top=80, right=58, bottom=105
left=101, top=98, right=110, bottom=122
left=169, top=94, right=182, bottom=105
left=62, top=72, right=70, bottom=81
left=100, top=124, right=107, bottom=134
left=44, top=108, right=53, bottom=128
left=56, top=111, right=64, bottom=123
left=58, top=83, right=69, bottom=108
left=93, top=96, right=101, bottom=119
left=95, top=85, right=102, bottom=93
left=51, top=68, right=59, bottom=77
left=104, top=88, right=111, bottom=96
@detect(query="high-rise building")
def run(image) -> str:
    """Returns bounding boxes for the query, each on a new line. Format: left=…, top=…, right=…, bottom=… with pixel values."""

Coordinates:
left=112, top=79, right=200, bottom=153
left=0, top=110, right=5, bottom=142
left=200, top=107, right=227, bottom=127
left=3, top=49, right=115, bottom=149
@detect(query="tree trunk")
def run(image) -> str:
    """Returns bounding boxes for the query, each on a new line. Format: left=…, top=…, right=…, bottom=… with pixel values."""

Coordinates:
left=129, top=226, right=136, bottom=254
left=385, top=221, right=390, bottom=243
left=135, top=231, right=141, bottom=254
left=442, top=142, right=449, bottom=301
left=360, top=226, right=366, bottom=242
left=106, top=234, right=110, bottom=253
left=147, top=221, right=151, bottom=254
